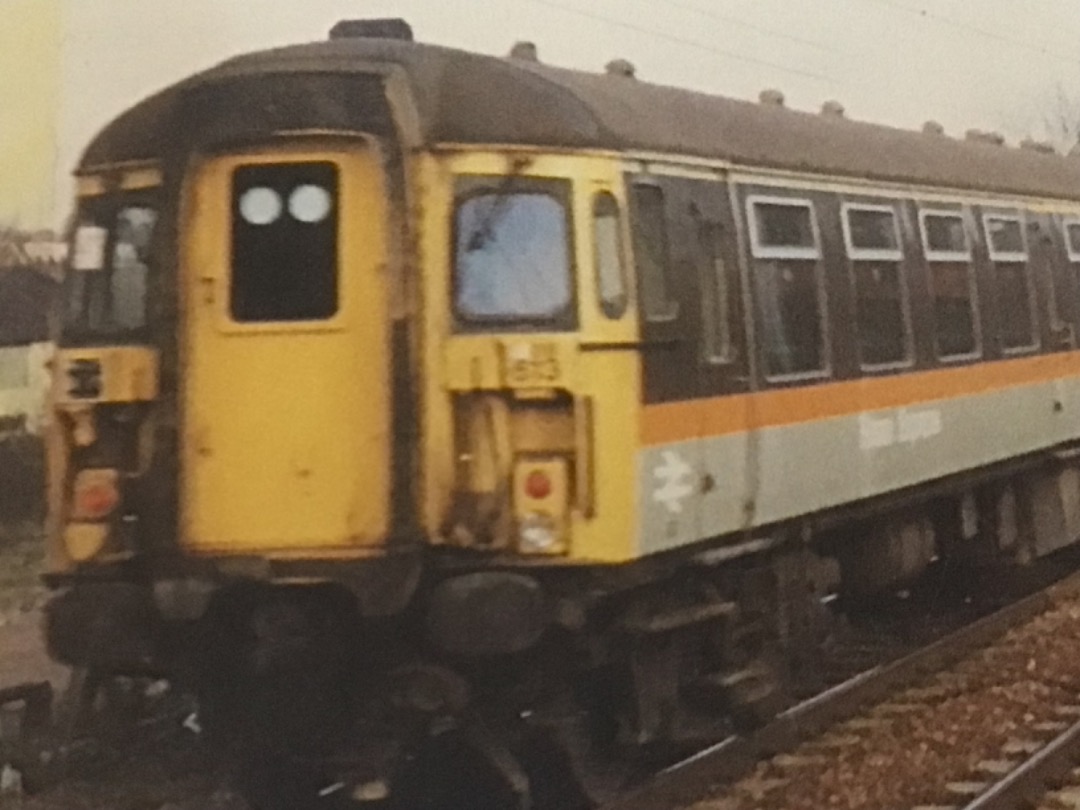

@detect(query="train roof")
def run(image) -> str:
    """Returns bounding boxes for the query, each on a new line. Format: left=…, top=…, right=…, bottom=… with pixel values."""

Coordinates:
left=83, top=34, right=1080, bottom=203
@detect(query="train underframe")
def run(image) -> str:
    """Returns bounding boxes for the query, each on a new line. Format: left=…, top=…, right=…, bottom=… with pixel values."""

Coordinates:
left=43, top=452, right=1080, bottom=809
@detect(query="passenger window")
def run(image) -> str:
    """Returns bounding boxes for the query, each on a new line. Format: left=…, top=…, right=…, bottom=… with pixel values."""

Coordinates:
left=1064, top=219, right=1080, bottom=262
left=699, top=220, right=732, bottom=363
left=630, top=184, right=678, bottom=322
left=231, top=162, right=338, bottom=322
left=920, top=209, right=979, bottom=360
left=984, top=213, right=1037, bottom=353
left=748, top=197, right=826, bottom=377
left=750, top=200, right=818, bottom=255
left=593, top=192, right=627, bottom=319
left=842, top=204, right=910, bottom=368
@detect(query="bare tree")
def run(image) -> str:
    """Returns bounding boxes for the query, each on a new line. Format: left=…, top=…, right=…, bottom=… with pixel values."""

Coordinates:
left=1042, top=84, right=1080, bottom=154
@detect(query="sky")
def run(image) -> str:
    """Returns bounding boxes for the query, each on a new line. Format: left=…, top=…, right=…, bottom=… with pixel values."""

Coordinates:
left=4, top=0, right=1080, bottom=228
left=0, top=0, right=62, bottom=229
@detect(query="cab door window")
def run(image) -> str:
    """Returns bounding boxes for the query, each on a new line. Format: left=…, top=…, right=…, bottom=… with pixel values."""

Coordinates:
left=231, top=162, right=339, bottom=322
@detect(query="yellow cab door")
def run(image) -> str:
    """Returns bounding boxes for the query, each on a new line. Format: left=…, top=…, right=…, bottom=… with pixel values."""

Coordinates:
left=181, top=141, right=391, bottom=555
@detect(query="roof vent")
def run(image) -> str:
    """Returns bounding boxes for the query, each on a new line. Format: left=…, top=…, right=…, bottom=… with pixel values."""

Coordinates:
left=759, top=89, right=785, bottom=107
left=922, top=120, right=945, bottom=136
left=965, top=128, right=1005, bottom=146
left=820, top=100, right=845, bottom=119
left=329, top=18, right=413, bottom=41
left=605, top=59, right=636, bottom=78
left=509, top=41, right=539, bottom=61
left=1020, top=138, right=1056, bottom=155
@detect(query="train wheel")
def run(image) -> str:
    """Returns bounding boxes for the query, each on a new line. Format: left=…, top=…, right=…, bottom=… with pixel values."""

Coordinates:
left=192, top=585, right=361, bottom=809
left=232, top=751, right=362, bottom=810
left=388, top=728, right=526, bottom=810
left=389, top=724, right=594, bottom=810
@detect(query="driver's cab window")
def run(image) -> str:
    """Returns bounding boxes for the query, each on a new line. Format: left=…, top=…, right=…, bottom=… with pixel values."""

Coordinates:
left=453, top=175, right=575, bottom=330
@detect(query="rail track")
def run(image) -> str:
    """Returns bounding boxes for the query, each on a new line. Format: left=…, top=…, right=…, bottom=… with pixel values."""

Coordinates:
left=608, top=562, right=1080, bottom=810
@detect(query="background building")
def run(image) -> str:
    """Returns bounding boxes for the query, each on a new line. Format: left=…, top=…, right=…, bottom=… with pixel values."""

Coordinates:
left=0, top=228, right=61, bottom=435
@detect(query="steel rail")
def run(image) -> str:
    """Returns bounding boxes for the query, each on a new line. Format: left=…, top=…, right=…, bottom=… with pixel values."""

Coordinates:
left=959, top=719, right=1080, bottom=810
left=607, top=569, right=1080, bottom=810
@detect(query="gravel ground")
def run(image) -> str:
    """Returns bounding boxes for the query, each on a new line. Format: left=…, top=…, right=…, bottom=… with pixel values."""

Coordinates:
left=686, top=578, right=1080, bottom=810
left=0, top=525, right=65, bottom=689
left=15, top=745, right=245, bottom=810
left=0, top=524, right=244, bottom=810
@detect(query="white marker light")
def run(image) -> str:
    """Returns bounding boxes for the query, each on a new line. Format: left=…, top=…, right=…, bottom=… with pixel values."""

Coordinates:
left=239, top=187, right=282, bottom=225
left=289, top=184, right=332, bottom=223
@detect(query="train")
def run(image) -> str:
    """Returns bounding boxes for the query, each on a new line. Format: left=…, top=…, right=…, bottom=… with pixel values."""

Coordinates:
left=41, top=17, right=1080, bottom=809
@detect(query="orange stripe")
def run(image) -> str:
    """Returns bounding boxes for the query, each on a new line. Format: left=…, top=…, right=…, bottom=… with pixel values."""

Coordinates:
left=641, top=351, right=1080, bottom=446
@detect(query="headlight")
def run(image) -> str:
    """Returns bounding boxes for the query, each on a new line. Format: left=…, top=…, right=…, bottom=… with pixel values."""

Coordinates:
left=518, top=512, right=559, bottom=554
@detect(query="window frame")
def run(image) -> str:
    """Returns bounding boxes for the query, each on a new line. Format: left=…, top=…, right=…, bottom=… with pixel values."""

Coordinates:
left=919, top=208, right=973, bottom=262
left=746, top=195, right=822, bottom=261
left=841, top=202, right=904, bottom=262
left=983, top=211, right=1029, bottom=263
left=1063, top=217, right=1080, bottom=262
left=841, top=202, right=913, bottom=371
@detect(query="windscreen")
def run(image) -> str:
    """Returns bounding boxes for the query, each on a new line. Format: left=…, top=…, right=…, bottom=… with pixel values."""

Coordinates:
left=453, top=176, right=574, bottom=328
left=63, top=195, right=158, bottom=344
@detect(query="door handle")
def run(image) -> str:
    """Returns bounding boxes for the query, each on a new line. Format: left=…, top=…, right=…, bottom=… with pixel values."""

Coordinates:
left=198, top=276, right=216, bottom=305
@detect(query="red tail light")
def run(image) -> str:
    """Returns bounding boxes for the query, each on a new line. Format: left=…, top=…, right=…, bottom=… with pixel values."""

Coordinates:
left=524, top=470, right=553, bottom=500
left=71, top=469, right=120, bottom=521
